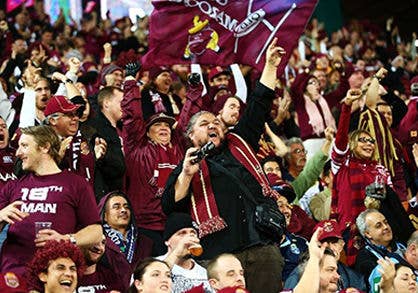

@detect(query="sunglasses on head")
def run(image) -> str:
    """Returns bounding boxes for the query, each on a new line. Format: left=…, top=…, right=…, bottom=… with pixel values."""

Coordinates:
left=358, top=137, right=375, bottom=144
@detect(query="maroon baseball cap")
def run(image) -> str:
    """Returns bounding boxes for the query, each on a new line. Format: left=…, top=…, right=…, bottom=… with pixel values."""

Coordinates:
left=44, top=95, right=81, bottom=117
left=314, top=220, right=343, bottom=242
left=145, top=112, right=176, bottom=130
left=208, top=66, right=230, bottom=81
left=0, top=272, right=27, bottom=292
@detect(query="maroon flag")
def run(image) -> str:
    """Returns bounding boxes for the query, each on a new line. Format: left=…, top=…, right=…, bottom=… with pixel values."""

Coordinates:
left=143, top=0, right=319, bottom=74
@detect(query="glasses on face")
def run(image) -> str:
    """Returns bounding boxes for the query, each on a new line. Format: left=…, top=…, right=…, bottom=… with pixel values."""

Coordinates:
left=292, top=148, right=308, bottom=155
left=307, top=80, right=318, bottom=85
left=53, top=112, right=79, bottom=119
left=358, top=137, right=375, bottom=144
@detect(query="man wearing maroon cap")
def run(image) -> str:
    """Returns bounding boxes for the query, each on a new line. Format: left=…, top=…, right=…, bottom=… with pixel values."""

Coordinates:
left=206, top=64, right=247, bottom=103
left=208, top=66, right=231, bottom=87
left=287, top=229, right=341, bottom=293
left=0, top=125, right=101, bottom=276
left=44, top=95, right=107, bottom=187
left=285, top=220, right=366, bottom=291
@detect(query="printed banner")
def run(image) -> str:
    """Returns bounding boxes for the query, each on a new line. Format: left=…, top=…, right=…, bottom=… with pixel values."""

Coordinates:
left=143, top=0, right=319, bottom=74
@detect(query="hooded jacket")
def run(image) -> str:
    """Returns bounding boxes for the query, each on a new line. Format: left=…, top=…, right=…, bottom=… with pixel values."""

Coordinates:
left=98, top=191, right=153, bottom=275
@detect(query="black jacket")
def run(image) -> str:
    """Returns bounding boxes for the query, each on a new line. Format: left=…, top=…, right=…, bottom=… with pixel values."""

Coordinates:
left=162, top=81, right=278, bottom=259
left=89, top=111, right=126, bottom=200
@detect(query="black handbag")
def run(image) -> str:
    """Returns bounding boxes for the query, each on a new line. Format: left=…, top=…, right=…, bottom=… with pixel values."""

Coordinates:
left=254, top=201, right=286, bottom=243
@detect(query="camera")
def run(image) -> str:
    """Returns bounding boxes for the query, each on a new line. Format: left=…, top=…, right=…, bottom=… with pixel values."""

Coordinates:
left=191, top=141, right=215, bottom=164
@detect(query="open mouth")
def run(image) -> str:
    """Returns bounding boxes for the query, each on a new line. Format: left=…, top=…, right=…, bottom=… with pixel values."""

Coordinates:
left=0, top=134, right=4, bottom=141
left=208, top=132, right=217, bottom=138
left=160, top=284, right=169, bottom=291
left=59, top=280, right=73, bottom=289
left=41, top=97, right=49, bottom=103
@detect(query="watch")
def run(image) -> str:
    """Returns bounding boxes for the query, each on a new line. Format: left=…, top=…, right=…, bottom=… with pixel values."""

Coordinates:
left=65, top=78, right=73, bottom=84
left=68, top=234, right=77, bottom=245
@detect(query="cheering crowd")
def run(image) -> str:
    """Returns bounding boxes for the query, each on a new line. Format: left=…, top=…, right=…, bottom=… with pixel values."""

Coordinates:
left=0, top=1, right=417, bottom=293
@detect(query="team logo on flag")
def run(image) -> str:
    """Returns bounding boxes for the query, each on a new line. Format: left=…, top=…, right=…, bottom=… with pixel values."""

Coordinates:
left=184, top=16, right=220, bottom=58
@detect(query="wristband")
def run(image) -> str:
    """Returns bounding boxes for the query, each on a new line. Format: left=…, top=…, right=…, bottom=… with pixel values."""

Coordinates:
left=65, top=79, right=73, bottom=84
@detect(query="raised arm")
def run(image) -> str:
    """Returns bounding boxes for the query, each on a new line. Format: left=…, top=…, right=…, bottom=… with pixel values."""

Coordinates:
left=234, top=38, right=285, bottom=149
left=260, top=38, right=285, bottom=90
left=331, top=89, right=362, bottom=173
left=121, top=77, right=146, bottom=154
left=291, top=128, right=334, bottom=200
left=54, top=57, right=81, bottom=98
left=175, top=73, right=203, bottom=133
left=293, top=228, right=327, bottom=293
left=190, top=63, right=207, bottom=96
left=365, top=67, right=387, bottom=109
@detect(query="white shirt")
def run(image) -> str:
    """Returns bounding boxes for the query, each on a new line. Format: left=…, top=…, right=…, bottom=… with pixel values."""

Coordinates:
left=157, top=254, right=213, bottom=293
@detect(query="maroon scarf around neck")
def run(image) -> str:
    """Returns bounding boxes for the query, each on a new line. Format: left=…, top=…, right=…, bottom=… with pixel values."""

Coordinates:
left=190, top=132, right=280, bottom=238
left=151, top=141, right=180, bottom=198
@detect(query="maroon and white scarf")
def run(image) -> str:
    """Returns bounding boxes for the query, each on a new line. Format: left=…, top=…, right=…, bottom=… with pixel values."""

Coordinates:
left=150, top=91, right=167, bottom=114
left=190, top=132, right=280, bottom=238
left=69, top=130, right=83, bottom=171
left=151, top=142, right=180, bottom=198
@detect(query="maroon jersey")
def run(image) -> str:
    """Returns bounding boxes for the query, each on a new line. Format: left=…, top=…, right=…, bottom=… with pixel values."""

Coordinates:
left=78, top=267, right=126, bottom=293
left=0, top=148, right=17, bottom=191
left=0, top=170, right=100, bottom=275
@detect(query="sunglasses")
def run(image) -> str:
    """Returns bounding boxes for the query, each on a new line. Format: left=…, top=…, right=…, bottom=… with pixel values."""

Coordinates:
left=358, top=137, right=375, bottom=144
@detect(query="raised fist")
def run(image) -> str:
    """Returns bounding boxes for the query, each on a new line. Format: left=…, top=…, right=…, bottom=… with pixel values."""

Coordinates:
left=125, top=61, right=141, bottom=78
left=188, top=73, right=201, bottom=86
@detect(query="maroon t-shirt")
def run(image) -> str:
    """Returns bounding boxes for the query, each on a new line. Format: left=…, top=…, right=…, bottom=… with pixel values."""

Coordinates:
left=0, top=148, right=17, bottom=191
left=0, top=170, right=100, bottom=275
left=78, top=266, right=125, bottom=293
